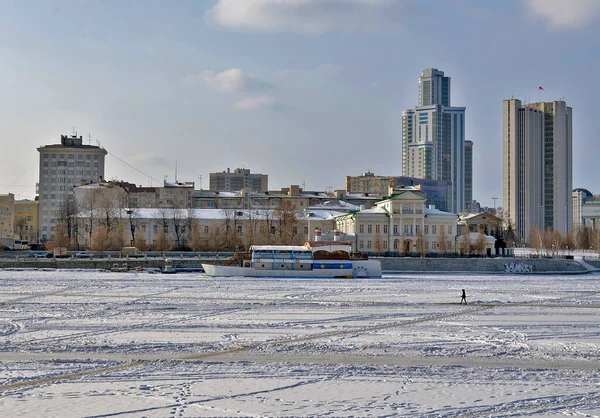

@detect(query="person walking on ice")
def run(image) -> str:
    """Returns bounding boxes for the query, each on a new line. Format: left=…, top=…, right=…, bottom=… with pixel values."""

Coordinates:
left=460, top=289, right=467, bottom=304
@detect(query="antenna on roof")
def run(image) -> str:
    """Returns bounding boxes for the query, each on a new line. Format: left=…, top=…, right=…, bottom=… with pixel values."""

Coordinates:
left=175, top=160, right=178, bottom=183
left=88, top=134, right=92, bottom=145
left=72, top=126, right=77, bottom=137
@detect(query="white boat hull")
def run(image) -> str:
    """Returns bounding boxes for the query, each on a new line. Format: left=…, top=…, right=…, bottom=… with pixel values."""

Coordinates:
left=202, top=260, right=381, bottom=278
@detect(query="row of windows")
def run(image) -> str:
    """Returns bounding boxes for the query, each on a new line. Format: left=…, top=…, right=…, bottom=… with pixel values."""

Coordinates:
left=358, top=224, right=452, bottom=235
left=43, top=161, right=98, bottom=168
left=42, top=154, right=100, bottom=160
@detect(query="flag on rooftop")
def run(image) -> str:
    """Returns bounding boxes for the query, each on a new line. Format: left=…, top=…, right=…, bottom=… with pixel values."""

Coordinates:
left=538, top=85, right=544, bottom=91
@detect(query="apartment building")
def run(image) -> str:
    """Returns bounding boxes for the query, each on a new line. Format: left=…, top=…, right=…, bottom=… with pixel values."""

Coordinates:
left=37, top=134, right=107, bottom=241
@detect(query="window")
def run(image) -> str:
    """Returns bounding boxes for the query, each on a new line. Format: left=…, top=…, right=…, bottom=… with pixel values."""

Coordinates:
left=383, top=224, right=388, bottom=234
left=425, top=225, right=429, bottom=235
left=359, top=224, right=364, bottom=233
left=367, top=240, right=372, bottom=249
left=448, top=226, right=452, bottom=235
left=432, top=226, right=437, bottom=235
left=393, top=225, right=398, bottom=234
left=367, top=225, right=372, bottom=234
left=415, top=225, right=420, bottom=234
left=404, top=225, right=408, bottom=234
left=383, top=241, right=387, bottom=249
left=359, top=240, right=364, bottom=249
left=204, top=226, right=209, bottom=234
left=375, top=225, right=380, bottom=233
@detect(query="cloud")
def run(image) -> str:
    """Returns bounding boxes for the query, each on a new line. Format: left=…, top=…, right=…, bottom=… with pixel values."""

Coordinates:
left=525, top=0, right=600, bottom=29
left=232, top=95, right=278, bottom=111
left=207, top=0, right=422, bottom=34
left=183, top=68, right=273, bottom=93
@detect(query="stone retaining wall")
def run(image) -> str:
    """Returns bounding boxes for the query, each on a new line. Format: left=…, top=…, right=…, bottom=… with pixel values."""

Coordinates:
left=0, top=257, right=588, bottom=274
left=379, top=257, right=586, bottom=273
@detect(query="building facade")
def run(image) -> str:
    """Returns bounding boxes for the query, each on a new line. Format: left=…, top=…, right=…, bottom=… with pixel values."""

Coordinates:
left=335, top=190, right=459, bottom=254
left=209, top=168, right=268, bottom=192
left=464, top=140, right=473, bottom=212
left=0, top=193, right=15, bottom=246
left=14, top=199, right=39, bottom=244
left=503, top=99, right=572, bottom=244
left=345, top=172, right=450, bottom=211
left=37, top=134, right=107, bottom=241
left=402, top=68, right=468, bottom=213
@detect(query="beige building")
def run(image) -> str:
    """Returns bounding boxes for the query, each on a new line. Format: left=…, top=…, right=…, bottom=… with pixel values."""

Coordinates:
left=0, top=193, right=15, bottom=246
left=209, top=168, right=268, bottom=192
left=14, top=199, right=39, bottom=244
left=503, top=99, right=572, bottom=244
left=335, top=190, right=459, bottom=254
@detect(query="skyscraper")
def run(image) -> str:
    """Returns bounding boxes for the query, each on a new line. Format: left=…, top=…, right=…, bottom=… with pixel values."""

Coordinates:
left=502, top=99, right=572, bottom=244
left=402, top=68, right=467, bottom=213
left=37, top=134, right=107, bottom=241
left=464, top=140, right=473, bottom=211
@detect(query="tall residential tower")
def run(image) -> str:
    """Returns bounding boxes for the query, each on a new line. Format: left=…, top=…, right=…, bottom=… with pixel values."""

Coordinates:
left=402, top=68, right=469, bottom=213
left=502, top=99, right=572, bottom=244
left=37, top=134, right=107, bottom=241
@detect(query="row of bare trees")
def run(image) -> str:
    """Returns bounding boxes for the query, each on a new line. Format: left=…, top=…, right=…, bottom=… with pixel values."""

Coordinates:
left=530, top=226, right=600, bottom=255
left=45, top=197, right=302, bottom=253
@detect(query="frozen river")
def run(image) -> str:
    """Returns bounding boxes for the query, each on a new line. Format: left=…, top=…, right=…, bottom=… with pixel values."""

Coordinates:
left=0, top=269, right=599, bottom=417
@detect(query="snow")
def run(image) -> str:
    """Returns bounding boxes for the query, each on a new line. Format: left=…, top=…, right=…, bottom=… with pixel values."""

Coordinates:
left=0, top=270, right=599, bottom=416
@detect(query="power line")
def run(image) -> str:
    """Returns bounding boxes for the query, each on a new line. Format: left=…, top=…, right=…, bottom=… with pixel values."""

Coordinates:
left=107, top=151, right=161, bottom=185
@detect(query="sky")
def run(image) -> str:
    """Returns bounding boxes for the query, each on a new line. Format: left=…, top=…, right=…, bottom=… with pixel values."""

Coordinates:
left=1, top=0, right=599, bottom=209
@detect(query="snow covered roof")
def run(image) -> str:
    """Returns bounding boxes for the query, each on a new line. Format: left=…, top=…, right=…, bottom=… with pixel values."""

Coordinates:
left=424, top=207, right=458, bottom=217
left=309, top=200, right=360, bottom=211
left=358, top=206, right=389, bottom=214
left=76, top=208, right=340, bottom=221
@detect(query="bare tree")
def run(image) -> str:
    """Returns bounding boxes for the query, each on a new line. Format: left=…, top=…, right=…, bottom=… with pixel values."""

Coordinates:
left=45, top=223, right=70, bottom=251
left=274, top=201, right=297, bottom=245
left=133, top=234, right=149, bottom=252
left=110, top=221, right=126, bottom=251
left=81, top=188, right=101, bottom=245
left=154, top=225, right=174, bottom=251
left=529, top=227, right=544, bottom=255
left=474, top=233, right=487, bottom=256
left=189, top=220, right=203, bottom=252
left=57, top=198, right=79, bottom=249
left=437, top=230, right=448, bottom=255
left=170, top=206, right=190, bottom=250
left=90, top=226, right=111, bottom=254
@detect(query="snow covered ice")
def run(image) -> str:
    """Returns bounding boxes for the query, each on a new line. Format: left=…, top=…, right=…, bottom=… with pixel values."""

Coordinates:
left=0, top=269, right=599, bottom=417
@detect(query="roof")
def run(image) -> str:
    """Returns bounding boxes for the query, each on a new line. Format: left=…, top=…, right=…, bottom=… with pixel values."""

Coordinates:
left=424, top=207, right=457, bottom=217
left=250, top=245, right=309, bottom=252
left=76, top=208, right=340, bottom=221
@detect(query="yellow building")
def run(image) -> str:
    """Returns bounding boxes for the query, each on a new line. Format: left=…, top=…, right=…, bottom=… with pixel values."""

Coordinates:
left=0, top=193, right=15, bottom=245
left=14, top=199, right=39, bottom=244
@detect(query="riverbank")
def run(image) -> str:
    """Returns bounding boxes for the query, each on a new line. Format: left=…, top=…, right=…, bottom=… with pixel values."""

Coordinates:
left=0, top=256, right=594, bottom=274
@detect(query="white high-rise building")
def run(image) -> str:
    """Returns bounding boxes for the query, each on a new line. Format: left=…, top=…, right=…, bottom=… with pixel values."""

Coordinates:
left=402, top=68, right=467, bottom=213
left=37, top=134, right=107, bottom=241
left=502, top=99, right=572, bottom=244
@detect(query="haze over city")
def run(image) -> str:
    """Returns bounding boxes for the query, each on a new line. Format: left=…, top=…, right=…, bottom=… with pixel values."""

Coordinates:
left=1, top=0, right=600, bottom=208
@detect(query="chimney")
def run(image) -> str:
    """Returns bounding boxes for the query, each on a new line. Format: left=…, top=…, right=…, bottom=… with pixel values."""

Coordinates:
left=314, top=229, right=321, bottom=242
left=333, top=230, right=340, bottom=241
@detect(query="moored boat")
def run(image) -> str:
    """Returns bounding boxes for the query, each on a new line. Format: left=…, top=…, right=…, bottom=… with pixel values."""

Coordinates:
left=202, top=240, right=381, bottom=278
